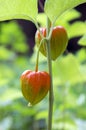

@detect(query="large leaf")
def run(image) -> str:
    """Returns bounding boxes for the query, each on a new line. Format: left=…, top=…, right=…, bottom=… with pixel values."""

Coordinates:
left=0, top=0, right=38, bottom=22
left=44, top=0, right=86, bottom=22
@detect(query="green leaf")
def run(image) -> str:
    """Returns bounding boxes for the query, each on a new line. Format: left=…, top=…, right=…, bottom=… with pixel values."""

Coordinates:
left=44, top=0, right=86, bottom=22
left=55, top=9, right=81, bottom=26
left=53, top=122, right=77, bottom=130
left=37, top=13, right=46, bottom=26
left=78, top=34, right=86, bottom=46
left=0, top=0, right=38, bottom=22
left=68, top=22, right=86, bottom=39
left=53, top=54, right=85, bottom=85
left=37, top=9, right=81, bottom=27
left=0, top=46, right=15, bottom=60
left=0, top=88, right=22, bottom=102
left=36, top=110, right=48, bottom=120
left=77, top=49, right=86, bottom=62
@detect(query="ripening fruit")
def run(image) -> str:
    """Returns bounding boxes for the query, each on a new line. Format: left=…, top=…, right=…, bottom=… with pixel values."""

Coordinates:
left=35, top=26, right=68, bottom=60
left=20, top=70, right=50, bottom=105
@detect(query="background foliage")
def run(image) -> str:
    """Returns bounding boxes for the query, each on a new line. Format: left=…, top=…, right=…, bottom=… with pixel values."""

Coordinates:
left=0, top=0, right=86, bottom=130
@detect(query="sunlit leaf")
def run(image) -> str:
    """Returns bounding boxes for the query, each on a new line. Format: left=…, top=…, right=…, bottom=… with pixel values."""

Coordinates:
left=0, top=0, right=38, bottom=22
left=0, top=88, right=22, bottom=102
left=36, top=110, right=48, bottom=120
left=37, top=9, right=81, bottom=27
left=56, top=9, right=81, bottom=22
left=37, top=13, right=46, bottom=26
left=0, top=21, right=29, bottom=53
left=53, top=122, right=77, bottom=130
left=78, top=34, right=86, bottom=46
left=44, top=0, right=86, bottom=22
left=53, top=54, right=85, bottom=84
left=0, top=46, right=15, bottom=60
left=68, top=22, right=86, bottom=38
left=77, top=49, right=86, bottom=62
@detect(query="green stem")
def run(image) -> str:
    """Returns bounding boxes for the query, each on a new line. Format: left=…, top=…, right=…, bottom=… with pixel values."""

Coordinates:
left=35, top=20, right=54, bottom=130
left=35, top=21, right=53, bottom=72
left=46, top=17, right=54, bottom=130
left=35, top=38, right=47, bottom=72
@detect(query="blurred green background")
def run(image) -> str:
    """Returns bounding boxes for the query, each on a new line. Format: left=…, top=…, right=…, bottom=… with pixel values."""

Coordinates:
left=0, top=8, right=86, bottom=130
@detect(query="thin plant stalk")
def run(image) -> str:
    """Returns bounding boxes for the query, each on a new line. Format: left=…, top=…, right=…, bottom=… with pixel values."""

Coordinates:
left=46, top=17, right=54, bottom=130
left=35, top=19, right=54, bottom=130
left=35, top=38, right=46, bottom=71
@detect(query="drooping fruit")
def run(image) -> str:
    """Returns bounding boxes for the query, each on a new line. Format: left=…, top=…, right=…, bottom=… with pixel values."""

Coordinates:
left=20, top=70, right=50, bottom=105
left=35, top=26, right=68, bottom=60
